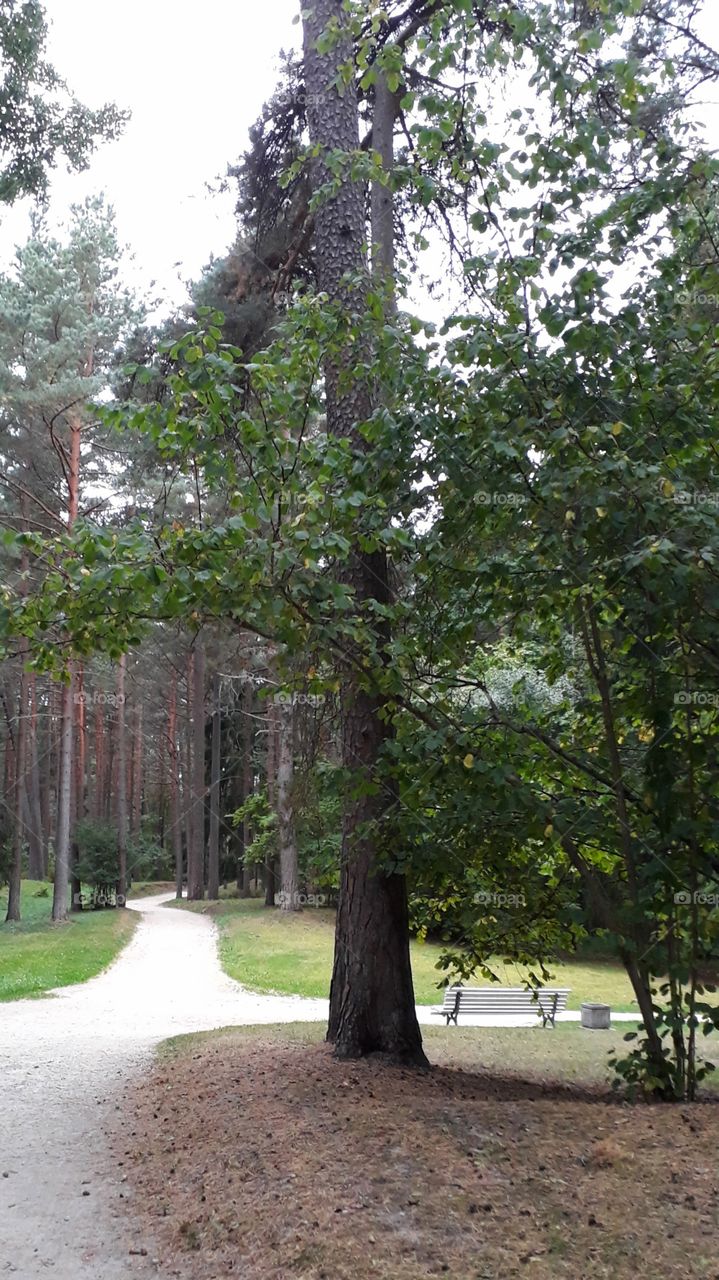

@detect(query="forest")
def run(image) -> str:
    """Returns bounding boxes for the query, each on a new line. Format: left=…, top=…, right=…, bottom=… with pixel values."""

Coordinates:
left=2, top=2, right=719, bottom=1273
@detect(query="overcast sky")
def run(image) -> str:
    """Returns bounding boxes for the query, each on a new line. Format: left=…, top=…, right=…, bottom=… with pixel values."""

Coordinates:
left=1, top=1, right=718, bottom=314
left=1, top=0, right=300, bottom=306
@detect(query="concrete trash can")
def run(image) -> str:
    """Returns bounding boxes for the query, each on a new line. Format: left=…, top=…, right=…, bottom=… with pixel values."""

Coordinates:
left=581, top=1002, right=611, bottom=1030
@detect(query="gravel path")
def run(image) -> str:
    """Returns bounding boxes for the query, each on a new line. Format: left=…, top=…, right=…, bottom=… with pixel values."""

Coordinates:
left=0, top=893, right=637, bottom=1277
left=0, top=893, right=327, bottom=1279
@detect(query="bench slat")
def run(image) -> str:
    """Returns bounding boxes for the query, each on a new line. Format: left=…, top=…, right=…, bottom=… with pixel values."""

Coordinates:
left=436, top=987, right=571, bottom=1025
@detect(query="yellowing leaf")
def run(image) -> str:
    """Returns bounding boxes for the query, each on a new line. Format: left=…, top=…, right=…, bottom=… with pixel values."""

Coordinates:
left=463, top=753, right=474, bottom=768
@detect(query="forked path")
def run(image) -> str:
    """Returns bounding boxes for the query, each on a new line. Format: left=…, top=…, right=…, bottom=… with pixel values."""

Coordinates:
left=0, top=894, right=328, bottom=1279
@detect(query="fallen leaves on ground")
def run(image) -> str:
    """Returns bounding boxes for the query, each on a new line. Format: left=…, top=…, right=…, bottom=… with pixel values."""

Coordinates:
left=112, top=1028, right=719, bottom=1279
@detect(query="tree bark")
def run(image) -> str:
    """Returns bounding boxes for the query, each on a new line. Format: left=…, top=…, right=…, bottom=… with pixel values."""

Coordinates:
left=264, top=697, right=278, bottom=907
left=276, top=696, right=299, bottom=911
left=188, top=639, right=206, bottom=900
left=168, top=673, right=183, bottom=899
left=207, top=672, right=221, bottom=900
left=51, top=675, right=74, bottom=922
left=26, top=673, right=45, bottom=878
left=238, top=680, right=254, bottom=896
left=6, top=654, right=29, bottom=922
left=130, top=701, right=143, bottom=835
left=69, top=664, right=85, bottom=911
left=116, top=656, right=128, bottom=904
left=93, top=699, right=105, bottom=820
left=301, top=0, right=426, bottom=1063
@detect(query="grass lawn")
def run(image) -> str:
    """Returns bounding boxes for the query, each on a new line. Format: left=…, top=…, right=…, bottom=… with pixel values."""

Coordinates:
left=127, top=880, right=177, bottom=899
left=162, top=1019, right=640, bottom=1085
left=0, top=879, right=137, bottom=1001
left=125, top=1021, right=719, bottom=1280
left=172, top=896, right=637, bottom=1010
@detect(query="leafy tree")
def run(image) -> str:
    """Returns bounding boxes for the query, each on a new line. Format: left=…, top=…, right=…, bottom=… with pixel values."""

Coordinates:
left=0, top=0, right=126, bottom=205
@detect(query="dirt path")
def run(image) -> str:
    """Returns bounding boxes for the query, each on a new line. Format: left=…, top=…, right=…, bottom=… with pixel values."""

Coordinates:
left=0, top=894, right=327, bottom=1279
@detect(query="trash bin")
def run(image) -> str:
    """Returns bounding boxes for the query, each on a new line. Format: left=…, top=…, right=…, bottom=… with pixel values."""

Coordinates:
left=581, top=1002, right=611, bottom=1029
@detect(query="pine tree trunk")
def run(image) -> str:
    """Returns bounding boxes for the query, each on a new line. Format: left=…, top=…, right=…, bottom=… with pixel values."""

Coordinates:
left=130, top=702, right=143, bottom=834
left=93, top=699, right=105, bottom=820
left=301, top=0, right=425, bottom=1064
left=116, top=656, right=128, bottom=903
left=168, top=673, right=183, bottom=898
left=69, top=664, right=85, bottom=911
left=207, top=672, right=221, bottom=900
left=276, top=696, right=299, bottom=911
left=238, top=680, right=254, bottom=896
left=51, top=675, right=74, bottom=922
left=6, top=658, right=28, bottom=922
left=188, top=639, right=206, bottom=900
left=26, top=673, right=45, bottom=878
left=264, top=697, right=278, bottom=907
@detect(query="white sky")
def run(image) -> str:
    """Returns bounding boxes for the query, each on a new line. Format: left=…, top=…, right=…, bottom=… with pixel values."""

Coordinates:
left=0, top=1, right=718, bottom=315
left=1, top=0, right=301, bottom=307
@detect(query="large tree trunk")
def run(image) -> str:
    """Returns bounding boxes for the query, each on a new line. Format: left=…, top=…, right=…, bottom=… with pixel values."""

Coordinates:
left=301, top=0, right=425, bottom=1064
left=276, top=696, right=299, bottom=911
left=51, top=675, right=74, bottom=922
left=207, top=672, right=221, bottom=900
left=188, top=639, right=206, bottom=900
left=116, top=656, right=128, bottom=903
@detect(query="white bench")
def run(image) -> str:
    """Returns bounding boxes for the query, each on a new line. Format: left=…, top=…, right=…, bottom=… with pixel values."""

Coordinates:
left=432, top=985, right=570, bottom=1028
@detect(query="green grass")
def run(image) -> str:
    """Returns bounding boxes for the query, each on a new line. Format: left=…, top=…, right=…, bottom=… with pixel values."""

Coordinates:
left=172, top=896, right=638, bottom=1010
left=127, top=880, right=177, bottom=899
left=159, top=1018, right=641, bottom=1085
left=0, top=879, right=137, bottom=1001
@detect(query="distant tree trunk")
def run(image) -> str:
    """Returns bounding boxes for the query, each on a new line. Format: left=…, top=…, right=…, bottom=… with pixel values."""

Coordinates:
left=302, top=0, right=426, bottom=1063
left=52, top=414, right=82, bottom=922
left=26, top=673, right=45, bottom=878
left=51, top=675, right=74, bottom=922
left=188, top=639, right=206, bottom=900
left=6, top=654, right=29, bottom=922
left=207, top=672, right=221, bottom=900
left=264, top=697, right=278, bottom=907
left=116, top=656, right=128, bottom=904
left=69, top=664, right=85, bottom=912
left=276, top=696, right=299, bottom=911
left=183, top=650, right=194, bottom=874
left=130, top=701, right=143, bottom=835
left=237, top=680, right=253, bottom=896
left=168, top=673, right=183, bottom=898
left=42, top=681, right=60, bottom=859
left=93, top=699, right=105, bottom=820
